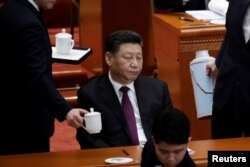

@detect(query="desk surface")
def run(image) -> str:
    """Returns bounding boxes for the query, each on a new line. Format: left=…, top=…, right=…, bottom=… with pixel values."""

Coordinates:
left=1, top=138, right=249, bottom=167
left=0, top=146, right=142, bottom=167
left=189, top=137, right=250, bottom=165
left=154, top=13, right=225, bottom=30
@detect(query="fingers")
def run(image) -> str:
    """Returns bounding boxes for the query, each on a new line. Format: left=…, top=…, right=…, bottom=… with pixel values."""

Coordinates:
left=206, top=61, right=217, bottom=76
left=66, top=115, right=82, bottom=128
left=79, top=108, right=89, bottom=115
left=66, top=109, right=88, bottom=128
left=206, top=63, right=213, bottom=76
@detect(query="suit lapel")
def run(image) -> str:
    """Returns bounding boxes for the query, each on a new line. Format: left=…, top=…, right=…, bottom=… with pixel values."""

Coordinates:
left=98, top=75, right=131, bottom=139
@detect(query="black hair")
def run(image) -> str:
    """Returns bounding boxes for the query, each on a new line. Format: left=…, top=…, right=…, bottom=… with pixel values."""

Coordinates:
left=105, top=30, right=143, bottom=54
left=152, top=108, right=190, bottom=144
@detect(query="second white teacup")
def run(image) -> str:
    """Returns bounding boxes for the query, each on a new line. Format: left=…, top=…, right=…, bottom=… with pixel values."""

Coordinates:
left=82, top=111, right=102, bottom=134
left=55, top=28, right=74, bottom=55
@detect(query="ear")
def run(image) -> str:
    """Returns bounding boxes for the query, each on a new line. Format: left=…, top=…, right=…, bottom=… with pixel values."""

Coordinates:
left=105, top=52, right=112, bottom=66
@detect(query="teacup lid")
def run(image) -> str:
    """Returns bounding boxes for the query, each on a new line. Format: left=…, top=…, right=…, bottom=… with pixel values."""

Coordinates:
left=85, top=112, right=100, bottom=116
left=55, top=28, right=72, bottom=38
left=85, top=107, right=100, bottom=116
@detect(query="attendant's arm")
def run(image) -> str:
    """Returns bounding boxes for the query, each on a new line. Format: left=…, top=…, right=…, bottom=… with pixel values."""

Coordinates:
left=19, top=23, right=72, bottom=121
left=19, top=22, right=87, bottom=127
left=206, top=17, right=228, bottom=76
left=215, top=33, right=228, bottom=69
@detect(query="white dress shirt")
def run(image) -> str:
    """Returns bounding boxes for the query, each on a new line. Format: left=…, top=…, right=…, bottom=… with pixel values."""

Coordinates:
left=28, top=0, right=39, bottom=11
left=243, top=4, right=250, bottom=43
left=108, top=71, right=147, bottom=147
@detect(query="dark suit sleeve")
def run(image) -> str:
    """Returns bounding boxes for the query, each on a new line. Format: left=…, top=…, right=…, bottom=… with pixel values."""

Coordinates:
left=215, top=31, right=228, bottom=69
left=141, top=140, right=162, bottom=167
left=162, top=82, right=173, bottom=110
left=76, top=88, right=110, bottom=149
left=19, top=22, right=71, bottom=121
left=139, top=79, right=173, bottom=141
left=215, top=0, right=231, bottom=69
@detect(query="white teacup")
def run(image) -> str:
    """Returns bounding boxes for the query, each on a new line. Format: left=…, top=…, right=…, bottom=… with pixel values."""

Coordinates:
left=55, top=28, right=74, bottom=55
left=82, top=111, right=102, bottom=134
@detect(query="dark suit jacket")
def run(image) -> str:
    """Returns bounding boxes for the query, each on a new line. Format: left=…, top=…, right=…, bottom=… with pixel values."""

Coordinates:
left=154, top=0, right=206, bottom=12
left=213, top=0, right=250, bottom=112
left=141, top=139, right=197, bottom=167
left=212, top=0, right=250, bottom=137
left=76, top=74, right=173, bottom=149
left=0, top=0, right=72, bottom=154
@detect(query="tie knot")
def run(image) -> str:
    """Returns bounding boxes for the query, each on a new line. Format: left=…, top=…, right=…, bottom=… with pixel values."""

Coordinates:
left=120, top=86, right=129, bottom=93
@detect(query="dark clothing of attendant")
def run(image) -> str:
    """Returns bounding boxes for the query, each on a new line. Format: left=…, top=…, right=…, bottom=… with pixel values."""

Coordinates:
left=0, top=0, right=72, bottom=155
left=211, top=0, right=250, bottom=139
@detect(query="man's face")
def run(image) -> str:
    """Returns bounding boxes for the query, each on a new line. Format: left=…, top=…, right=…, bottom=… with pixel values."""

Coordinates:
left=155, top=141, right=188, bottom=167
left=34, top=0, right=57, bottom=10
left=105, top=43, right=143, bottom=85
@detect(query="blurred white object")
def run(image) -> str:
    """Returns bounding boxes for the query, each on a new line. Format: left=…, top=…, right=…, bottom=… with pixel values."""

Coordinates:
left=186, top=0, right=228, bottom=22
left=208, top=0, right=229, bottom=17
left=190, top=50, right=216, bottom=118
left=186, top=10, right=224, bottom=20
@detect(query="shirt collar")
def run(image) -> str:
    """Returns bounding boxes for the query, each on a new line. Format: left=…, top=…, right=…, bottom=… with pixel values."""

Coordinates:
left=108, top=71, right=135, bottom=93
left=28, top=0, right=39, bottom=11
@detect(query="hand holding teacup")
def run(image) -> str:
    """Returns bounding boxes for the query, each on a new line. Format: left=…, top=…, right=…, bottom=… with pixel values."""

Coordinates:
left=82, top=108, right=102, bottom=134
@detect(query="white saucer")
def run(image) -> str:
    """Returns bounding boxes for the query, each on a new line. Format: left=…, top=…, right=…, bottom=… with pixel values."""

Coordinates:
left=105, top=157, right=133, bottom=164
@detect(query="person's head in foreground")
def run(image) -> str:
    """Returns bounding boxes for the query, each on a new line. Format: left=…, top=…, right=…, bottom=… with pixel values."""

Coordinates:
left=105, top=30, right=143, bottom=85
left=142, top=108, right=196, bottom=167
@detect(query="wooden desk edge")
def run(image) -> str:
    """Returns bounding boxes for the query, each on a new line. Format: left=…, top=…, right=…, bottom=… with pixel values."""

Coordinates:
left=81, top=162, right=140, bottom=167
left=194, top=159, right=208, bottom=167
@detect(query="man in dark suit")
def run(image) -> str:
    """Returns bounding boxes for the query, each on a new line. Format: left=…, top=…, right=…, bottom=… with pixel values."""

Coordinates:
left=0, top=0, right=87, bottom=155
left=77, top=30, right=173, bottom=149
left=141, top=108, right=196, bottom=167
left=206, top=0, right=250, bottom=139
left=153, top=0, right=206, bottom=12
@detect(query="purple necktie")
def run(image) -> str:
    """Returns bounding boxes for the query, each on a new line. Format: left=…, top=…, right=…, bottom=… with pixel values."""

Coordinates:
left=120, top=86, right=139, bottom=145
